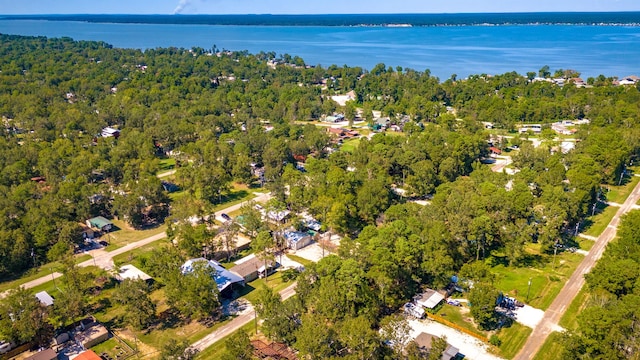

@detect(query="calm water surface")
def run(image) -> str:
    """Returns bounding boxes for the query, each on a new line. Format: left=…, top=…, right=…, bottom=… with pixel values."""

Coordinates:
left=1, top=19, right=639, bottom=79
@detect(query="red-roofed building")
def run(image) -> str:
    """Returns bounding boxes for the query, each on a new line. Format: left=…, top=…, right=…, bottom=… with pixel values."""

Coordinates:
left=489, top=147, right=502, bottom=155
left=74, top=350, right=102, bottom=360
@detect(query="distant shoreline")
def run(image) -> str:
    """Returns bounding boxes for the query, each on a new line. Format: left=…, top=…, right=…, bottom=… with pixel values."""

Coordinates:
left=2, top=12, right=640, bottom=27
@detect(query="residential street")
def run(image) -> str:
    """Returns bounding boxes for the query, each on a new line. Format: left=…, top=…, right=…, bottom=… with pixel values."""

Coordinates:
left=515, top=178, right=640, bottom=360
left=190, top=282, right=297, bottom=352
left=0, top=192, right=271, bottom=297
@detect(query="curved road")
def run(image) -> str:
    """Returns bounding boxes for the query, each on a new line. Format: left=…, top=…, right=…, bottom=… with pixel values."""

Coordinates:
left=515, top=179, right=640, bottom=359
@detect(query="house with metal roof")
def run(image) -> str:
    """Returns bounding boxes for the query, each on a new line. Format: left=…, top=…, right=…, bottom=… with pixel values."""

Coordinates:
left=86, top=216, right=113, bottom=232
left=414, top=288, right=446, bottom=309
left=35, top=291, right=54, bottom=307
left=283, top=231, right=312, bottom=251
left=181, top=258, right=245, bottom=293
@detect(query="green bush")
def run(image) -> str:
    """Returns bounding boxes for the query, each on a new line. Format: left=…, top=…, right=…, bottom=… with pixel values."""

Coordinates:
left=489, top=334, right=502, bottom=346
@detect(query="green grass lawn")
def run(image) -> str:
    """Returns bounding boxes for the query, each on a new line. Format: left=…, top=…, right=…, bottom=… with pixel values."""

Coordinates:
left=436, top=304, right=485, bottom=338
left=91, top=337, right=136, bottom=359
left=581, top=205, right=618, bottom=238
left=0, top=254, right=91, bottom=293
left=284, top=254, right=315, bottom=268
left=603, top=175, right=640, bottom=204
left=532, top=331, right=565, bottom=360
left=492, top=244, right=584, bottom=310
left=104, top=220, right=167, bottom=251
left=196, top=321, right=257, bottom=359
left=497, top=322, right=533, bottom=359
left=242, top=271, right=294, bottom=305
left=112, top=241, right=171, bottom=267
left=558, top=288, right=589, bottom=330
left=576, top=237, right=595, bottom=252
left=158, top=158, right=176, bottom=172
left=340, top=138, right=361, bottom=153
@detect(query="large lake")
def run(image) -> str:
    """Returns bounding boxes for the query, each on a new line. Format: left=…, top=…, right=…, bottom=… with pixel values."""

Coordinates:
left=1, top=19, right=639, bottom=79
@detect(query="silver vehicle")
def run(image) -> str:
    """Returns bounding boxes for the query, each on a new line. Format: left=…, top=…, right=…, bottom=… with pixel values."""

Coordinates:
left=0, top=341, right=13, bottom=355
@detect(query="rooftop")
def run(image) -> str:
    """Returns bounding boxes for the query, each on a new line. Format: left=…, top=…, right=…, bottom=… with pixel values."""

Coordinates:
left=116, top=264, right=152, bottom=282
left=35, top=290, right=54, bottom=307
left=414, top=288, right=445, bottom=309
left=181, top=258, right=244, bottom=292
left=414, top=332, right=459, bottom=360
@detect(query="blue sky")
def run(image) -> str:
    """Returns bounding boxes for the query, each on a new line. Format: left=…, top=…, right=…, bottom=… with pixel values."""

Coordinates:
left=2, top=0, right=640, bottom=15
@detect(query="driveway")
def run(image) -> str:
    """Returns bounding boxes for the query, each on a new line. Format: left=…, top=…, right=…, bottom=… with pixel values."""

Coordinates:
left=408, top=319, right=503, bottom=360
left=515, top=178, right=640, bottom=359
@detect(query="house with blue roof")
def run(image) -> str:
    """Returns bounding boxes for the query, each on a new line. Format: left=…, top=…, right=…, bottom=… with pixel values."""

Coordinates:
left=180, top=258, right=245, bottom=295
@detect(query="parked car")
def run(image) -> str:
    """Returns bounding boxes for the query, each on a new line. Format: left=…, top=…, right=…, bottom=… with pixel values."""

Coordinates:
left=0, top=341, right=13, bottom=355
left=221, top=213, right=231, bottom=221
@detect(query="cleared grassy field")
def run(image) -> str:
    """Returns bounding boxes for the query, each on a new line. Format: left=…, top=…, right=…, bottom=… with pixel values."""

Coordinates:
left=492, top=244, right=584, bottom=310
left=104, top=219, right=167, bottom=251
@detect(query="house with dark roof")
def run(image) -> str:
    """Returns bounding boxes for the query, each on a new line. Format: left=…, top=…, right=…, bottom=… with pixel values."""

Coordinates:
left=24, top=349, right=57, bottom=360
left=230, top=254, right=276, bottom=282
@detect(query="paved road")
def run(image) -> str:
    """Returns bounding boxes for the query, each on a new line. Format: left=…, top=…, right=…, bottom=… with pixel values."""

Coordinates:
left=157, top=169, right=177, bottom=178
left=1, top=192, right=271, bottom=296
left=0, top=231, right=168, bottom=298
left=515, top=179, right=640, bottom=360
left=191, top=282, right=297, bottom=352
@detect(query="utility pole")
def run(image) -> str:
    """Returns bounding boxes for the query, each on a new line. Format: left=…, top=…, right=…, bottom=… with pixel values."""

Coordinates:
left=526, top=278, right=532, bottom=303
left=50, top=267, right=57, bottom=289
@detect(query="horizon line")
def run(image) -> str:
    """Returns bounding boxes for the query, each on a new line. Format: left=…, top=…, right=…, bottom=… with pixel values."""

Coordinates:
left=4, top=10, right=640, bottom=16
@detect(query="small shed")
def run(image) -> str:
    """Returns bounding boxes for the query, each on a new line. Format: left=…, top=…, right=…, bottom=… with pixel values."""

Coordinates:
left=414, top=332, right=459, bottom=360
left=283, top=231, right=312, bottom=251
left=35, top=291, right=54, bottom=307
left=25, top=349, right=57, bottom=360
left=116, top=264, right=153, bottom=282
left=86, top=216, right=113, bottom=232
left=414, top=289, right=445, bottom=309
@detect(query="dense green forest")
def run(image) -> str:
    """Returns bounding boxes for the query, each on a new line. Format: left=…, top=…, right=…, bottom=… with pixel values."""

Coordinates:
left=1, top=34, right=640, bottom=358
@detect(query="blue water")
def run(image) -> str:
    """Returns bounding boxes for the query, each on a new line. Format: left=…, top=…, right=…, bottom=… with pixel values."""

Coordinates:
left=1, top=19, right=639, bottom=79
